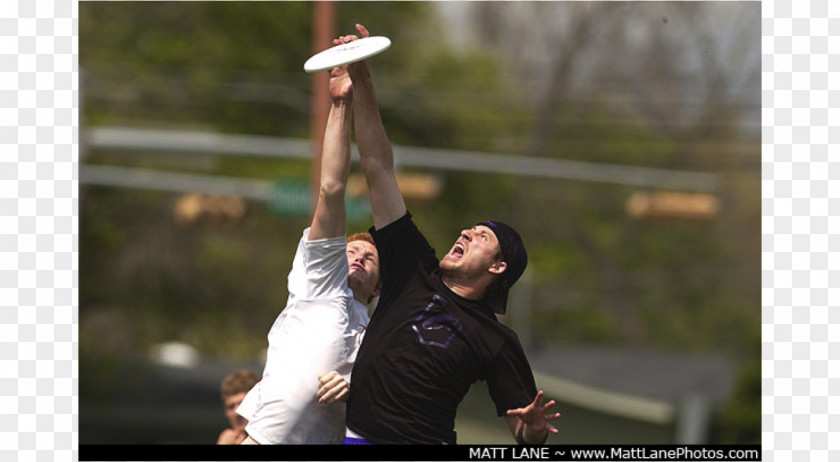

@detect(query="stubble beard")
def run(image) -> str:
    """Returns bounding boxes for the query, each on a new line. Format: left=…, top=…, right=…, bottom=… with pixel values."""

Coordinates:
left=439, top=258, right=467, bottom=281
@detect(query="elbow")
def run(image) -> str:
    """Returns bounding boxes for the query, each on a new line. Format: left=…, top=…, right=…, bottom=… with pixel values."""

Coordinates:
left=318, top=179, right=346, bottom=201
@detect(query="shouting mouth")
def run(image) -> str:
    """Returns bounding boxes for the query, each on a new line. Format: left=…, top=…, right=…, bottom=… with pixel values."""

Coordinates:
left=447, top=242, right=465, bottom=260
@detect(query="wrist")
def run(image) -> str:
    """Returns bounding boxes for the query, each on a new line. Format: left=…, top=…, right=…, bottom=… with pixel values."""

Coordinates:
left=348, top=67, right=373, bottom=87
left=331, top=98, right=352, bottom=107
left=517, top=423, right=549, bottom=445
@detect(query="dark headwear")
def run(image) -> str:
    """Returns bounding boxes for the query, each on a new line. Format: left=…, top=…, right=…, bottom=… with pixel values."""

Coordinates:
left=477, top=221, right=528, bottom=314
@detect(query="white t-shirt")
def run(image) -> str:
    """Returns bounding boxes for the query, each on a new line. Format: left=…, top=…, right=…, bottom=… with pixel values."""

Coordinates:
left=236, top=229, right=370, bottom=444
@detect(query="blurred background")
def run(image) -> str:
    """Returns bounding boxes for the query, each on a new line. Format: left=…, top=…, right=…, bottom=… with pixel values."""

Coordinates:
left=78, top=1, right=760, bottom=446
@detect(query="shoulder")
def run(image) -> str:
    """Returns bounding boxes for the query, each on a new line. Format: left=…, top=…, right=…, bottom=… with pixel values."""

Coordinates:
left=300, top=230, right=349, bottom=262
left=302, top=229, right=348, bottom=249
left=371, top=211, right=419, bottom=242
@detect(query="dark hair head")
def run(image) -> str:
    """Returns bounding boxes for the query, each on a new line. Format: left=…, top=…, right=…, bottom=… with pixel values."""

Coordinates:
left=220, top=369, right=260, bottom=401
left=476, top=221, right=528, bottom=314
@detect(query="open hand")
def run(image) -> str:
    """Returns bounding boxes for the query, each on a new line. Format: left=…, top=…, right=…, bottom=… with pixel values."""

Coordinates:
left=506, top=390, right=561, bottom=438
left=345, top=24, right=372, bottom=80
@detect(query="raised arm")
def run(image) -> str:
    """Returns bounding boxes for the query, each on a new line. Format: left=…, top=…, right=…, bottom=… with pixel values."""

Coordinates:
left=346, top=24, right=407, bottom=231
left=308, top=52, right=355, bottom=241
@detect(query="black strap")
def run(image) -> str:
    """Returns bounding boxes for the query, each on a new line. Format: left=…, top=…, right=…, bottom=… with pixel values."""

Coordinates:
left=516, top=423, right=549, bottom=445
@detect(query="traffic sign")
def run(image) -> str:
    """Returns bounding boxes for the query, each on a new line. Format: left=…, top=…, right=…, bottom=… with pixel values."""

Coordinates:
left=269, top=180, right=370, bottom=220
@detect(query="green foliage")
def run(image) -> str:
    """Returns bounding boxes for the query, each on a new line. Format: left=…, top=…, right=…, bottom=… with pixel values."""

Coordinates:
left=709, top=324, right=761, bottom=444
left=217, top=157, right=310, bottom=181
left=80, top=187, right=305, bottom=360
left=387, top=46, right=527, bottom=150
left=713, top=356, right=761, bottom=444
left=550, top=105, right=679, bottom=166
left=79, top=1, right=449, bottom=139
left=535, top=305, right=621, bottom=344
left=82, top=2, right=312, bottom=134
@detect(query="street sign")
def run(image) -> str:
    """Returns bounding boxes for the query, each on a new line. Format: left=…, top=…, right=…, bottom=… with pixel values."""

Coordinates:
left=269, top=180, right=371, bottom=220
left=347, top=172, right=443, bottom=200
left=626, top=191, right=718, bottom=221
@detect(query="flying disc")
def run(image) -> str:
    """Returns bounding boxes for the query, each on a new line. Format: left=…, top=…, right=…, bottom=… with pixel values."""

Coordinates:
left=304, top=36, right=391, bottom=73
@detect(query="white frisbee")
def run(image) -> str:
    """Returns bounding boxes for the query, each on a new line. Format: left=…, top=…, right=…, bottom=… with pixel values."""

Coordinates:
left=303, top=36, right=391, bottom=73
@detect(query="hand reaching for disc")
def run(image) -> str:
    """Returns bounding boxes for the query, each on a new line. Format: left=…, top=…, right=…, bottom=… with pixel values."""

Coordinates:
left=305, top=23, right=388, bottom=74
left=327, top=24, right=371, bottom=100
left=347, top=24, right=371, bottom=78
left=328, top=61, right=352, bottom=102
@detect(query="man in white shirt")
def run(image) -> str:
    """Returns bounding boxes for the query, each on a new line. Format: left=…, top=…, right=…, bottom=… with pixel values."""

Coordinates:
left=235, top=47, right=380, bottom=445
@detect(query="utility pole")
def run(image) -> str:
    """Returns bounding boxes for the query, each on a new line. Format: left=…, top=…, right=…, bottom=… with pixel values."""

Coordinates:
left=309, top=1, right=336, bottom=211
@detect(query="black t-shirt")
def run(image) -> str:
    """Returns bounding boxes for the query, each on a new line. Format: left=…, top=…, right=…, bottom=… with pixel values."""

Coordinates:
left=346, top=212, right=537, bottom=444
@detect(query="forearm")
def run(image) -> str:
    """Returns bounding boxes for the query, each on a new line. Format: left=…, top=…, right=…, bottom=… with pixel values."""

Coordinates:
left=321, top=100, right=353, bottom=195
left=352, top=74, right=392, bottom=171
left=309, top=100, right=352, bottom=240
left=350, top=70, right=407, bottom=230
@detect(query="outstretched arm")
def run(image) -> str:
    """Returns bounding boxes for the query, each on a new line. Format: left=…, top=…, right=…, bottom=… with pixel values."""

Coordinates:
left=504, top=390, right=561, bottom=444
left=346, top=24, right=407, bottom=231
left=308, top=51, right=355, bottom=241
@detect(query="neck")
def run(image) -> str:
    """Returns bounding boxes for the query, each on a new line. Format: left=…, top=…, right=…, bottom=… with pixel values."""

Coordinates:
left=440, top=274, right=485, bottom=301
left=348, top=281, right=369, bottom=306
left=351, top=290, right=370, bottom=306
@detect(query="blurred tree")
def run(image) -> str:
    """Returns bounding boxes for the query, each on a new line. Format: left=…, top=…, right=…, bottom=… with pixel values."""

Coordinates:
left=79, top=1, right=523, bottom=359
left=80, top=0, right=762, bottom=354
left=466, top=1, right=760, bottom=167
left=80, top=1, right=761, bottom=354
left=451, top=1, right=761, bottom=351
left=709, top=326, right=761, bottom=444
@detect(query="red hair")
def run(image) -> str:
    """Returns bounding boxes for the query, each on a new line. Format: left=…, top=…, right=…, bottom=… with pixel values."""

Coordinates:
left=347, top=232, right=375, bottom=246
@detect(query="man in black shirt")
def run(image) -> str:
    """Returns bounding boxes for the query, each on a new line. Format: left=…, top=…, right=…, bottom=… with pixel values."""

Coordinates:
left=340, top=24, right=560, bottom=445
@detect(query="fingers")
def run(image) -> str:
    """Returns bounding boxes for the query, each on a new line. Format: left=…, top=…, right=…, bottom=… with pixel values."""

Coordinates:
left=316, top=371, right=338, bottom=399
left=320, top=384, right=348, bottom=404
left=317, top=372, right=349, bottom=404
left=331, top=24, right=370, bottom=48
left=318, top=371, right=338, bottom=386
left=322, top=385, right=349, bottom=404
left=355, top=23, right=370, bottom=38
left=539, top=396, right=562, bottom=421
left=333, top=34, right=359, bottom=47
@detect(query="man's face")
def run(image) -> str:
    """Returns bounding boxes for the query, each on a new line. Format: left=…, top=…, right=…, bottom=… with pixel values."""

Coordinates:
left=346, top=239, right=380, bottom=301
left=440, top=225, right=504, bottom=280
left=224, top=392, right=248, bottom=430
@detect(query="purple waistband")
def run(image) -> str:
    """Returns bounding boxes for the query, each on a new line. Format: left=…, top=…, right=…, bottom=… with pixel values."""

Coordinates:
left=342, top=436, right=374, bottom=445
